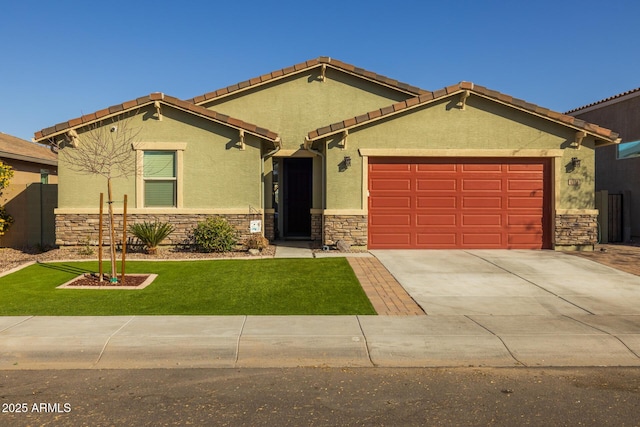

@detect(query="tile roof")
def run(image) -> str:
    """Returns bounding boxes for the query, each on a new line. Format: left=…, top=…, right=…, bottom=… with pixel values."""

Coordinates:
left=0, top=131, right=57, bottom=165
left=187, top=57, right=427, bottom=104
left=566, top=87, right=640, bottom=114
left=307, top=82, right=620, bottom=144
left=33, top=93, right=280, bottom=143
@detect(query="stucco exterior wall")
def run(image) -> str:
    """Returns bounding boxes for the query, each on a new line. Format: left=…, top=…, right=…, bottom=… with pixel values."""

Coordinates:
left=56, top=105, right=265, bottom=212
left=202, top=69, right=411, bottom=149
left=323, top=97, right=596, bottom=213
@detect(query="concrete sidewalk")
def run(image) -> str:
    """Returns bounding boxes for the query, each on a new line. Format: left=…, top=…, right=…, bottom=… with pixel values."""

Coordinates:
left=1, top=313, right=639, bottom=370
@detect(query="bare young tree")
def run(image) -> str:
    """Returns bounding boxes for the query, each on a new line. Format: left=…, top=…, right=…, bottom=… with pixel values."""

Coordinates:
left=55, top=114, right=140, bottom=282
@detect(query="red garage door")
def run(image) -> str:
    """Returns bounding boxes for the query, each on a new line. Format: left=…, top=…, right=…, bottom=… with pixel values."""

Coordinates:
left=368, top=158, right=550, bottom=249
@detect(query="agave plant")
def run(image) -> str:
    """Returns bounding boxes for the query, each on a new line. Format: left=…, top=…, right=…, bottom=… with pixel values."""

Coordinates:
left=128, top=221, right=174, bottom=254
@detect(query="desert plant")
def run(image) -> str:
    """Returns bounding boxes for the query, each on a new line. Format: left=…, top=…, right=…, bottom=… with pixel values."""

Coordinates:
left=78, top=237, right=95, bottom=255
left=190, top=216, right=238, bottom=253
left=128, top=221, right=174, bottom=254
left=244, top=234, right=269, bottom=251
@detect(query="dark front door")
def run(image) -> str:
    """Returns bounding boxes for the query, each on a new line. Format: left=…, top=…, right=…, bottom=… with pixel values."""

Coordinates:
left=283, top=158, right=312, bottom=238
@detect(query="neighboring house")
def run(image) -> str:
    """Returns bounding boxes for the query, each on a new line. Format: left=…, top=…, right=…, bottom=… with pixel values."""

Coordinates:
left=34, top=57, right=619, bottom=250
left=0, top=132, right=58, bottom=248
left=568, top=88, right=640, bottom=243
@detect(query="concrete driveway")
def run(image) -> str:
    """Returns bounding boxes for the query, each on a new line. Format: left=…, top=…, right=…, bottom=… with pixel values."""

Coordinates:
left=365, top=249, right=640, bottom=367
left=371, top=249, right=640, bottom=316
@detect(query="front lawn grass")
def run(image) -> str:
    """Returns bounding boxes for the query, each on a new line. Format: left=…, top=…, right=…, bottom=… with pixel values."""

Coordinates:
left=0, top=258, right=376, bottom=316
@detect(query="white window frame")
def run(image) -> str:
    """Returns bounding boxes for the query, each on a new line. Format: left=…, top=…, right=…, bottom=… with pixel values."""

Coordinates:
left=135, top=142, right=187, bottom=209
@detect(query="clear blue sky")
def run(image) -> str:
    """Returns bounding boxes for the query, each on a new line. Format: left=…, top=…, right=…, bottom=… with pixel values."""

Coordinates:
left=1, top=0, right=638, bottom=141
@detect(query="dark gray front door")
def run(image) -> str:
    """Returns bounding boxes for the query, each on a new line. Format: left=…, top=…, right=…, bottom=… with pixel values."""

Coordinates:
left=283, top=158, right=312, bottom=238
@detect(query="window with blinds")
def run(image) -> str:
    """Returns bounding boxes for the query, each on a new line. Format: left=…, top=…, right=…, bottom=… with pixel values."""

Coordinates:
left=143, top=151, right=176, bottom=207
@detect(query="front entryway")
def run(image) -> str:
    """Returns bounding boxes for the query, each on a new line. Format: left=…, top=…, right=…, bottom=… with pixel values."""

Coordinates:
left=282, top=158, right=312, bottom=238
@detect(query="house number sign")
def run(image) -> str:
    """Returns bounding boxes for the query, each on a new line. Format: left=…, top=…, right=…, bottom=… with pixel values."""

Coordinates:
left=250, top=220, right=262, bottom=233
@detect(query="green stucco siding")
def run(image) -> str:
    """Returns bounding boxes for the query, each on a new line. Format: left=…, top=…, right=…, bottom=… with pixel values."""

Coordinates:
left=324, top=97, right=596, bottom=211
left=202, top=68, right=411, bottom=150
left=57, top=105, right=263, bottom=210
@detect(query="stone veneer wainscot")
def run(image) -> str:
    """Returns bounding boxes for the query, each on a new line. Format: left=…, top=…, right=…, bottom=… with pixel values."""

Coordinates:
left=554, top=213, right=598, bottom=249
left=55, top=213, right=265, bottom=246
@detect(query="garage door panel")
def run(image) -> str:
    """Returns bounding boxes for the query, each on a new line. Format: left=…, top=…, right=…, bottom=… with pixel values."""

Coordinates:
left=417, top=179, right=456, bottom=191
left=369, top=233, right=411, bottom=247
left=417, top=196, right=456, bottom=209
left=417, top=214, right=457, bottom=226
left=508, top=164, right=544, bottom=172
left=462, top=214, right=502, bottom=226
left=462, top=233, right=503, bottom=246
left=370, top=179, right=411, bottom=191
left=508, top=180, right=544, bottom=191
left=508, top=233, right=543, bottom=247
left=416, top=164, right=457, bottom=172
left=369, top=158, right=548, bottom=249
left=370, top=196, right=412, bottom=209
left=370, top=163, right=412, bottom=172
left=416, top=233, right=457, bottom=246
left=462, top=197, right=501, bottom=208
left=462, top=179, right=502, bottom=191
left=508, top=197, right=543, bottom=209
left=369, top=214, right=411, bottom=226
left=508, top=214, right=542, bottom=226
left=462, top=164, right=503, bottom=172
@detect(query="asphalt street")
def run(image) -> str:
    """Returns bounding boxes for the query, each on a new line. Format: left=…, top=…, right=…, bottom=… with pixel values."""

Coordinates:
left=2, top=367, right=640, bottom=426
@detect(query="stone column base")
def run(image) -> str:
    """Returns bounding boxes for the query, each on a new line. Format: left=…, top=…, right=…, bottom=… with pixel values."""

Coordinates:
left=554, top=212, right=598, bottom=251
left=323, top=215, right=367, bottom=247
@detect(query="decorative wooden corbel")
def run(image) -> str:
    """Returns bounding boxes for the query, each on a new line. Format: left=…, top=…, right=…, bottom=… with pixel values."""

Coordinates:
left=66, top=129, right=79, bottom=148
left=154, top=101, right=162, bottom=121
left=239, top=129, right=245, bottom=150
left=339, top=130, right=348, bottom=150
left=320, top=64, right=327, bottom=82
left=456, top=90, right=470, bottom=110
left=571, top=131, right=586, bottom=149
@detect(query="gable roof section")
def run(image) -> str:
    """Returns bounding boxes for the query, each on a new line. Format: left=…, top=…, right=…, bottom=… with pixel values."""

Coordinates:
left=0, top=132, right=57, bottom=166
left=33, top=93, right=280, bottom=143
left=307, top=82, right=620, bottom=145
left=188, top=57, right=427, bottom=105
left=566, top=87, right=640, bottom=115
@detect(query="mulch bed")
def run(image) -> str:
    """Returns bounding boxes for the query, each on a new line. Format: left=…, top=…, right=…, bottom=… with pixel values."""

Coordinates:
left=62, top=273, right=151, bottom=288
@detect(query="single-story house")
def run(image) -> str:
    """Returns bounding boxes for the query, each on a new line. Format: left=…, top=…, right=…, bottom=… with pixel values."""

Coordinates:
left=34, top=57, right=619, bottom=250
left=567, top=88, right=640, bottom=243
left=0, top=132, right=58, bottom=248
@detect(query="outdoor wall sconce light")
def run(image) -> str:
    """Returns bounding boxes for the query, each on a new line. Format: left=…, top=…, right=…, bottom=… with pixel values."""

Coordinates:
left=344, top=156, right=351, bottom=168
left=571, top=157, right=581, bottom=169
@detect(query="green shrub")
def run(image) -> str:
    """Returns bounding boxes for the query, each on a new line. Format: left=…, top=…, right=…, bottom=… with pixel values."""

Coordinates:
left=77, top=236, right=95, bottom=256
left=191, top=216, right=238, bottom=253
left=244, top=234, right=269, bottom=250
left=128, top=221, right=174, bottom=254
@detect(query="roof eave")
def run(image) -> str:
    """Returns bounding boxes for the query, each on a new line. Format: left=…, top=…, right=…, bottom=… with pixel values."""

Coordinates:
left=308, top=87, right=620, bottom=145
left=0, top=151, right=57, bottom=166
left=34, top=95, right=280, bottom=144
left=470, top=92, right=620, bottom=146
